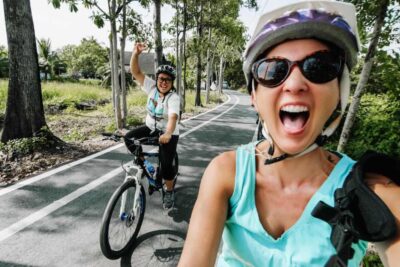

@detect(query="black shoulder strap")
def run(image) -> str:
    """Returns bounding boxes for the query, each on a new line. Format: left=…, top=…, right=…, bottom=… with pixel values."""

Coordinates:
left=312, top=151, right=400, bottom=267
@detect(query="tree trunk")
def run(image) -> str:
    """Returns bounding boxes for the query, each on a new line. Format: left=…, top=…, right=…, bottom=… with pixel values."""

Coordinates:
left=337, top=0, right=389, bottom=152
left=109, top=37, right=115, bottom=108
left=205, top=28, right=212, bottom=104
left=120, top=0, right=127, bottom=128
left=218, top=56, right=225, bottom=95
left=181, top=0, right=187, bottom=112
left=1, top=0, right=47, bottom=142
left=110, top=0, right=122, bottom=129
left=195, top=2, right=204, bottom=107
left=175, top=0, right=181, bottom=95
left=179, top=37, right=185, bottom=113
left=153, top=0, right=163, bottom=67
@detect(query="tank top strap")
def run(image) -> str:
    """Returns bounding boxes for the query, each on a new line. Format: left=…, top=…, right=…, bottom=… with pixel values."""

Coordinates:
left=229, top=141, right=259, bottom=216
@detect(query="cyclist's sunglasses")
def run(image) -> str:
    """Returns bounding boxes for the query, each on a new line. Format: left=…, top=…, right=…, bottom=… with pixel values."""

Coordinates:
left=158, top=77, right=173, bottom=83
left=251, top=50, right=343, bottom=88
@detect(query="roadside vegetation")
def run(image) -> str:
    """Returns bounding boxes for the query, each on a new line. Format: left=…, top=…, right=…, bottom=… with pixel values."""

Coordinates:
left=0, top=78, right=224, bottom=141
left=0, top=78, right=225, bottom=183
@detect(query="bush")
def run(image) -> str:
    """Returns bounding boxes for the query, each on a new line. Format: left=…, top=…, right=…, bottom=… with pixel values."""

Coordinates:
left=327, top=93, right=399, bottom=159
left=0, top=127, right=55, bottom=158
left=0, top=79, right=7, bottom=112
left=344, top=93, right=399, bottom=159
left=362, top=251, right=384, bottom=267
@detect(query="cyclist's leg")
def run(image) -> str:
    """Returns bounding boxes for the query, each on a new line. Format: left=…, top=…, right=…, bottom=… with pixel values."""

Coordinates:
left=124, top=125, right=151, bottom=156
left=159, top=135, right=179, bottom=191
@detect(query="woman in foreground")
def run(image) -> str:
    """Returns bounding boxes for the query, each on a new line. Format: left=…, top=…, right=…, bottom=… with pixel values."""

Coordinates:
left=178, top=0, right=400, bottom=266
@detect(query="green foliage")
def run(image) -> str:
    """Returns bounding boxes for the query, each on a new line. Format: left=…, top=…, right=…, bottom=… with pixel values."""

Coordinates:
left=0, top=79, right=7, bottom=112
left=0, top=137, right=47, bottom=156
left=127, top=89, right=147, bottom=106
left=0, top=46, right=8, bottom=78
left=346, top=93, right=399, bottom=158
left=41, top=81, right=110, bottom=107
left=224, top=58, right=247, bottom=89
left=58, top=37, right=108, bottom=78
left=63, top=127, right=86, bottom=141
left=362, top=251, right=384, bottom=267
left=37, top=38, right=68, bottom=79
left=0, top=127, right=55, bottom=157
left=346, top=0, right=399, bottom=55
left=328, top=93, right=399, bottom=159
left=126, top=116, right=143, bottom=127
left=104, top=121, right=117, bottom=133
left=365, top=50, right=400, bottom=98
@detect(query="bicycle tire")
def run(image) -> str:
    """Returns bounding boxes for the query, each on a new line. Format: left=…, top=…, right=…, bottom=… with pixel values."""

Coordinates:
left=99, top=179, right=146, bottom=259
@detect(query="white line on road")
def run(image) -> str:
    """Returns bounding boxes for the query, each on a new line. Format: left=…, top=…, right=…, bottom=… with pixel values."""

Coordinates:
left=0, top=94, right=240, bottom=243
left=0, top=166, right=125, bottom=243
left=181, top=94, right=231, bottom=123
left=181, top=95, right=239, bottom=138
left=0, top=144, right=123, bottom=197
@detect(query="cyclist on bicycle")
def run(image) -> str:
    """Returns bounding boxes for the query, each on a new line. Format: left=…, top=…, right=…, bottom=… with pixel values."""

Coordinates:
left=179, top=0, right=400, bottom=266
left=126, top=42, right=180, bottom=209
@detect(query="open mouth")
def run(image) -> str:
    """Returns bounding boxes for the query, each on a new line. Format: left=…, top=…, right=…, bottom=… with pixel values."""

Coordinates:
left=279, top=105, right=310, bottom=133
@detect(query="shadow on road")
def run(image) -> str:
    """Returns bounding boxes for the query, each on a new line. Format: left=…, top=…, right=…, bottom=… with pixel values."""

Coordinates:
left=0, top=262, right=34, bottom=267
left=167, top=185, right=199, bottom=224
left=121, top=229, right=186, bottom=267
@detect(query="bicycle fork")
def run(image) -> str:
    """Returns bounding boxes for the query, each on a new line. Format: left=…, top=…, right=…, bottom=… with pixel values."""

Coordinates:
left=119, top=166, right=143, bottom=221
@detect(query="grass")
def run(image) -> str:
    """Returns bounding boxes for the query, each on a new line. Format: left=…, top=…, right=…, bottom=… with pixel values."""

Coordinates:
left=0, top=79, right=7, bottom=112
left=41, top=81, right=110, bottom=106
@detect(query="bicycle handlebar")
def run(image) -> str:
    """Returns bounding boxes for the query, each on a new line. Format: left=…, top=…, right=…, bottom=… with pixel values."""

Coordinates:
left=101, top=133, right=160, bottom=146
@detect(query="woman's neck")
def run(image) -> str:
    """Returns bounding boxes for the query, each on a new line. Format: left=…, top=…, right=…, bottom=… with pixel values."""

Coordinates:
left=256, top=144, right=338, bottom=187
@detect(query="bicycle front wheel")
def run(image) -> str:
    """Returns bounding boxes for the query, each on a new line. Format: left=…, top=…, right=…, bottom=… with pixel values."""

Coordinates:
left=100, top=179, right=146, bottom=259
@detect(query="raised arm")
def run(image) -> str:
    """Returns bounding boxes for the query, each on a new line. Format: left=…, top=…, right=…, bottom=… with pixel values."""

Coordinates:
left=178, top=151, right=236, bottom=267
left=130, top=43, right=146, bottom=86
left=367, top=174, right=400, bottom=266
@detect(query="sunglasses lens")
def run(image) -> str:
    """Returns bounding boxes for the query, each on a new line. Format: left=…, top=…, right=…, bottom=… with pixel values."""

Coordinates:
left=302, top=52, right=342, bottom=83
left=255, top=59, right=288, bottom=87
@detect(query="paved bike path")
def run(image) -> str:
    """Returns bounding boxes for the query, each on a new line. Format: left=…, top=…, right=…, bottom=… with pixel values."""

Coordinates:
left=0, top=90, right=257, bottom=266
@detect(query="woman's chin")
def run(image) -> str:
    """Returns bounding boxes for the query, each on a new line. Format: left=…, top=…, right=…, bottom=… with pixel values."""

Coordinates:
left=274, top=139, right=313, bottom=157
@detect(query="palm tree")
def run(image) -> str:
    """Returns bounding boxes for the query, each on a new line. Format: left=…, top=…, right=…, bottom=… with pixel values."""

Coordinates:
left=37, top=38, right=53, bottom=80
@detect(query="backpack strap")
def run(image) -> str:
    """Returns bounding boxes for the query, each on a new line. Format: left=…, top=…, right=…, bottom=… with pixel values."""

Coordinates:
left=312, top=151, right=400, bottom=267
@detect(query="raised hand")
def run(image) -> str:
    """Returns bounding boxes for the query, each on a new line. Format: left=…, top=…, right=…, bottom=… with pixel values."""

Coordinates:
left=133, top=43, right=147, bottom=56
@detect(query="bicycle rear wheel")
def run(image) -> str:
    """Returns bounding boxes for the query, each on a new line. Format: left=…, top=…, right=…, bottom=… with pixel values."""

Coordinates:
left=100, top=179, right=146, bottom=259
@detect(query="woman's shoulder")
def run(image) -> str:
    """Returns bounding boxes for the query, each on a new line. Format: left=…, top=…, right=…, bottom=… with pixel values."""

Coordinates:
left=168, top=91, right=180, bottom=101
left=202, top=150, right=236, bottom=197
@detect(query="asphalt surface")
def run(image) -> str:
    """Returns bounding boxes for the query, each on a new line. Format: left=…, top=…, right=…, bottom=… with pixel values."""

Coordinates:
left=0, top=90, right=257, bottom=267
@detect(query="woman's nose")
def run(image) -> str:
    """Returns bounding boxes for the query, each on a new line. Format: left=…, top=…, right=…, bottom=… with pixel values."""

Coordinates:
left=281, top=66, right=308, bottom=94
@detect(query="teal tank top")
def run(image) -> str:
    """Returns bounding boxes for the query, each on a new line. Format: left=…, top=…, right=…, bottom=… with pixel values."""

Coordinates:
left=216, top=142, right=367, bottom=267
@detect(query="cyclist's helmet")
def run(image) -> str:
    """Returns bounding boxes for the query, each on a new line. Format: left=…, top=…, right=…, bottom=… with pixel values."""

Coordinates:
left=156, top=65, right=176, bottom=80
left=243, top=0, right=361, bottom=163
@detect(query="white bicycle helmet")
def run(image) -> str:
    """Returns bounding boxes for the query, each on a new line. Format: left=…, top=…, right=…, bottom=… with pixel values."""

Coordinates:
left=244, top=0, right=361, bottom=164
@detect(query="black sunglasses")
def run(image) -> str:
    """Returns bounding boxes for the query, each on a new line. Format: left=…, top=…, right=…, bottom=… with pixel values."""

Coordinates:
left=158, top=77, right=173, bottom=83
left=251, top=50, right=343, bottom=88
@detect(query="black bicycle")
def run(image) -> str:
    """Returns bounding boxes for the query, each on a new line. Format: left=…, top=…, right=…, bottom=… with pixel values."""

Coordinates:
left=99, top=133, right=179, bottom=260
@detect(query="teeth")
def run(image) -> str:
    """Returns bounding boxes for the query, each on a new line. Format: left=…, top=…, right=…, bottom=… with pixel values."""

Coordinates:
left=281, top=105, right=308, bottom=113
